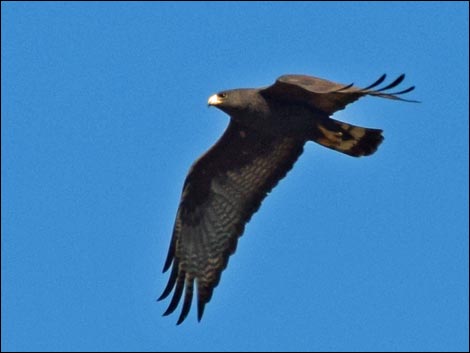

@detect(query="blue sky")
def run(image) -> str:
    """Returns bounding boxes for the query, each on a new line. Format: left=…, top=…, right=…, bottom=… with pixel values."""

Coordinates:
left=2, top=2, right=468, bottom=352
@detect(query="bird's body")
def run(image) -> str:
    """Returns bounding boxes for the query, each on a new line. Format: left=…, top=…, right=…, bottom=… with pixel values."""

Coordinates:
left=159, top=73, right=416, bottom=324
left=216, top=89, right=319, bottom=137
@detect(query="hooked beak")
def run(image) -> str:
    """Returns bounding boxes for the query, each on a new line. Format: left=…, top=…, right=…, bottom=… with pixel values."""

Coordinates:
left=207, top=94, right=222, bottom=107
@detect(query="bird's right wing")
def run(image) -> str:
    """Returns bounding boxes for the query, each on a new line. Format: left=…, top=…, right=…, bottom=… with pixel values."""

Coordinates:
left=159, top=120, right=305, bottom=324
left=261, top=74, right=418, bottom=115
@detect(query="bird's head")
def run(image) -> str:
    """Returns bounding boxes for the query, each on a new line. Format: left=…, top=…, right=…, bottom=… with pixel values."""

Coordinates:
left=207, top=89, right=259, bottom=117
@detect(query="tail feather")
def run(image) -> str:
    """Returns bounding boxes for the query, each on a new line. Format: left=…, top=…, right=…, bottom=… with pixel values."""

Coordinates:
left=313, top=118, right=384, bottom=157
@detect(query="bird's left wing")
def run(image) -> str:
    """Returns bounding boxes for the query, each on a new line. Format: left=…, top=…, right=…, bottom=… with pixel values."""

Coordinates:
left=261, top=74, right=417, bottom=115
left=159, top=120, right=305, bottom=324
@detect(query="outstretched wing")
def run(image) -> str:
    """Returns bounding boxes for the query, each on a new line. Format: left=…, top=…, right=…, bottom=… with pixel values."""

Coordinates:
left=159, top=120, right=305, bottom=324
left=261, top=73, right=418, bottom=115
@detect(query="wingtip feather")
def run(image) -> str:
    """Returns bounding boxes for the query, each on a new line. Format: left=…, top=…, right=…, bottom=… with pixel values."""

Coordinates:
left=197, top=300, right=206, bottom=322
left=362, top=74, right=387, bottom=90
left=374, top=74, right=406, bottom=92
left=176, top=280, right=194, bottom=325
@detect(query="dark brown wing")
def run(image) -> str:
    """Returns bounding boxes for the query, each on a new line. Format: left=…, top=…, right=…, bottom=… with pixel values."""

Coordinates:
left=260, top=74, right=418, bottom=115
left=159, top=120, right=305, bottom=324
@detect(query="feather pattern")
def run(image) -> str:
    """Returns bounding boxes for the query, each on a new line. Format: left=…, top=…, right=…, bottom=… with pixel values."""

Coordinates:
left=159, top=121, right=305, bottom=324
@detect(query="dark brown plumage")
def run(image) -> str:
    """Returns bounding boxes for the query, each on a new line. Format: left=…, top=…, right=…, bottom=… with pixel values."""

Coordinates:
left=159, top=73, right=417, bottom=324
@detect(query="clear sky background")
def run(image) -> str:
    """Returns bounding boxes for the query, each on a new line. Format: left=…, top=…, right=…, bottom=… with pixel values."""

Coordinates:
left=2, top=2, right=469, bottom=352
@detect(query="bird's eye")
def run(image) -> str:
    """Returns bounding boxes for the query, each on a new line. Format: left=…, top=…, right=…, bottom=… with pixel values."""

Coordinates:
left=218, top=93, right=227, bottom=99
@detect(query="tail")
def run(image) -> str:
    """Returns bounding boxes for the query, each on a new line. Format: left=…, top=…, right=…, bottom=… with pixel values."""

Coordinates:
left=312, top=118, right=384, bottom=157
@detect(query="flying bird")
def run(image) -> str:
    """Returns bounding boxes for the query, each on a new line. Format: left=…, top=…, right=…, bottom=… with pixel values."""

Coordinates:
left=159, top=73, right=417, bottom=324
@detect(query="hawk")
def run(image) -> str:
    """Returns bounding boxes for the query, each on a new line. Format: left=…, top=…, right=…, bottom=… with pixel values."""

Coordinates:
left=158, top=73, right=417, bottom=324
